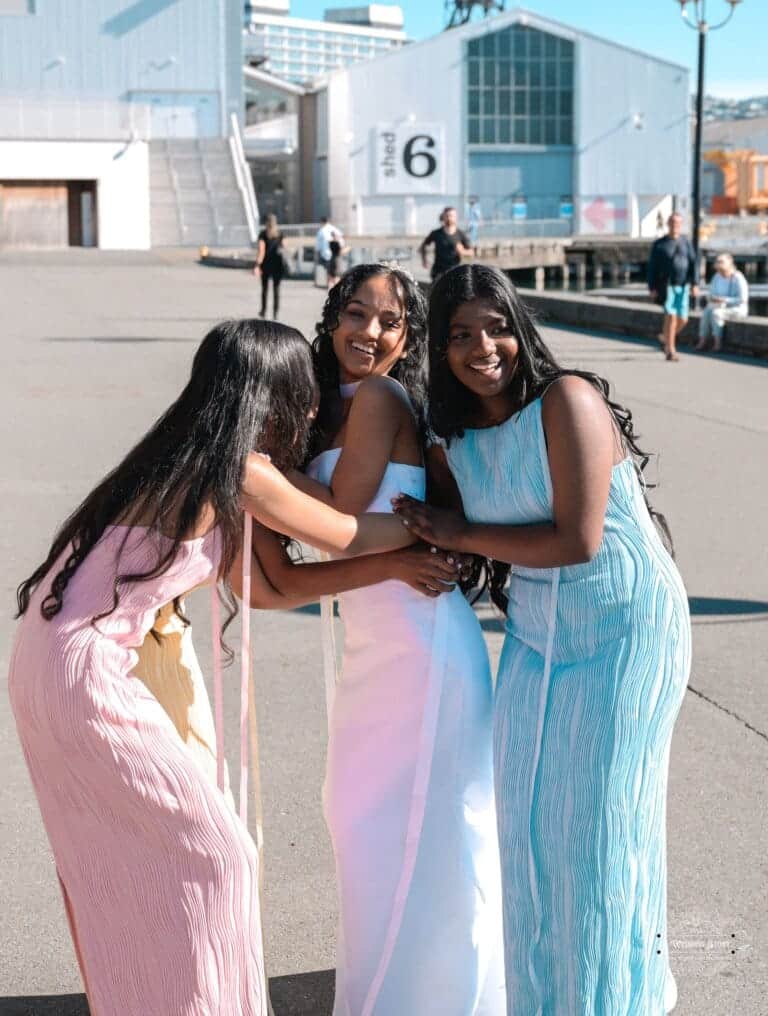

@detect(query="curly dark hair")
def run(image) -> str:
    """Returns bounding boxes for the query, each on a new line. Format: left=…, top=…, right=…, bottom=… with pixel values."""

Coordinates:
left=309, top=263, right=428, bottom=459
left=16, top=319, right=316, bottom=658
left=427, top=264, right=673, bottom=613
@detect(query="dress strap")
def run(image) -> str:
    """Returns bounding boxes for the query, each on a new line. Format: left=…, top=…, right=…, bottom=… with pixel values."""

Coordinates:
left=212, top=515, right=270, bottom=1016
left=320, top=590, right=340, bottom=722
left=525, top=391, right=562, bottom=1003
left=210, top=513, right=264, bottom=832
left=211, top=582, right=225, bottom=795
left=239, top=513, right=252, bottom=826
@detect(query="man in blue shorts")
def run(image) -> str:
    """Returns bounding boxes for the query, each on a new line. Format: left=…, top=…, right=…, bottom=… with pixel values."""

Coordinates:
left=647, top=212, right=699, bottom=361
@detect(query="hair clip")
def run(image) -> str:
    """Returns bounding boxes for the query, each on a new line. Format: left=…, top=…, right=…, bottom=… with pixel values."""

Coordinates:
left=379, top=259, right=418, bottom=286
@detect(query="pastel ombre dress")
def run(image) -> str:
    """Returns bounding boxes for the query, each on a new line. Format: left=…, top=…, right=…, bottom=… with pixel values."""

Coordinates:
left=8, top=525, right=266, bottom=1016
left=445, top=394, right=691, bottom=1016
left=307, top=437, right=506, bottom=1015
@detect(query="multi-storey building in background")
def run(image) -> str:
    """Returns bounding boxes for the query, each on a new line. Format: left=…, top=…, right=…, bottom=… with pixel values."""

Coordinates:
left=244, top=3, right=406, bottom=85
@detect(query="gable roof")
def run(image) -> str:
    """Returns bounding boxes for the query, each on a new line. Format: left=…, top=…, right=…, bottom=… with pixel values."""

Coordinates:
left=320, top=5, right=689, bottom=85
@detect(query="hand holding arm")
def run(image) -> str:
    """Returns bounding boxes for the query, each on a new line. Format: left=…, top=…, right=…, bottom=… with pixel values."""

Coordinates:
left=241, top=454, right=414, bottom=556
left=229, top=520, right=456, bottom=607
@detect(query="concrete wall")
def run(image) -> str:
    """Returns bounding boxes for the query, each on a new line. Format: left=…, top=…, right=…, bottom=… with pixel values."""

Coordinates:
left=0, top=0, right=242, bottom=137
left=0, top=140, right=150, bottom=249
left=518, top=289, right=768, bottom=358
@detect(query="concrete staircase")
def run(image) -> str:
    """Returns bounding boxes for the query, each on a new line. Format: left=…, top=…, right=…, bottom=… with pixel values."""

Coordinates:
left=149, top=138, right=253, bottom=248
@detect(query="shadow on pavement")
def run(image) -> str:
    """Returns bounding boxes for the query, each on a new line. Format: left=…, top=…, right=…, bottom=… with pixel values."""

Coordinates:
left=270, top=969, right=335, bottom=1015
left=45, top=337, right=193, bottom=344
left=0, top=998, right=88, bottom=1016
left=479, top=615, right=504, bottom=633
left=0, top=972, right=335, bottom=1016
left=688, top=596, right=768, bottom=616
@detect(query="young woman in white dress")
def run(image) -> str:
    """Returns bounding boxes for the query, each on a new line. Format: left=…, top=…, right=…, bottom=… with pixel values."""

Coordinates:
left=248, top=264, right=505, bottom=1016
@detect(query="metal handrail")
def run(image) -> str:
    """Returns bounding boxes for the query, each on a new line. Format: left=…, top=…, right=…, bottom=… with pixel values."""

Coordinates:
left=229, top=112, right=259, bottom=245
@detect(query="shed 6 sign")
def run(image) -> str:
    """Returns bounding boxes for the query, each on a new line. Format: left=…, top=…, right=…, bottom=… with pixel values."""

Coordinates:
left=374, top=123, right=445, bottom=195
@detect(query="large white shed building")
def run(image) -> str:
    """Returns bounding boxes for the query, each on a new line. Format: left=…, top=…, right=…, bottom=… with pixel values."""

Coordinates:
left=307, top=7, right=691, bottom=238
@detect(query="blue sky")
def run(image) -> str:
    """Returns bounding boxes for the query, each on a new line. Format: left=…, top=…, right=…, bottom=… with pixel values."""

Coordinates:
left=290, top=1, right=767, bottom=98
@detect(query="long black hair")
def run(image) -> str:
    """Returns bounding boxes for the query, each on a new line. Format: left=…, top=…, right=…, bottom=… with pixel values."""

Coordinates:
left=428, top=264, right=672, bottom=612
left=16, top=319, right=316, bottom=647
left=309, top=263, right=428, bottom=458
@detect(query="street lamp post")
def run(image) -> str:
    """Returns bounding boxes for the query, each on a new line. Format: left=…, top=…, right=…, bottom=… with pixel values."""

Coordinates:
left=676, top=0, right=745, bottom=267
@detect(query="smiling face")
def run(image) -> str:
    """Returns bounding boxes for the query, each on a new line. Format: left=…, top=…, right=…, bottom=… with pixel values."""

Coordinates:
left=445, top=298, right=520, bottom=422
left=332, top=274, right=408, bottom=384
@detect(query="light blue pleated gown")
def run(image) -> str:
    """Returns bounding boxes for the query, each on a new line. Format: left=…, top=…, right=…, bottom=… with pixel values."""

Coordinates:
left=445, top=395, right=691, bottom=1016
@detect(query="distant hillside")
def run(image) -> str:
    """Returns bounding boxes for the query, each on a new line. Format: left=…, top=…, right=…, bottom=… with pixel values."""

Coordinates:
left=703, top=94, right=768, bottom=122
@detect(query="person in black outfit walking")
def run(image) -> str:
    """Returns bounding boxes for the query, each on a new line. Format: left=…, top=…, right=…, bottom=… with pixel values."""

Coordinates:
left=420, top=207, right=473, bottom=281
left=254, top=214, right=286, bottom=319
left=647, top=212, right=699, bottom=362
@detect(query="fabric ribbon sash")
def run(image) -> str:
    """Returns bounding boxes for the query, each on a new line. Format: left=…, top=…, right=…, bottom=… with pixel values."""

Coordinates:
left=211, top=511, right=271, bottom=1016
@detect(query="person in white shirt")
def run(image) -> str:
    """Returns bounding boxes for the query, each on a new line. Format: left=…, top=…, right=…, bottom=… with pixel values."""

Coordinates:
left=315, top=217, right=340, bottom=274
left=697, top=253, right=749, bottom=352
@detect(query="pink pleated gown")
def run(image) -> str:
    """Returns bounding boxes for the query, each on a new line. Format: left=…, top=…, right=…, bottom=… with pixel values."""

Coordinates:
left=7, top=525, right=266, bottom=1016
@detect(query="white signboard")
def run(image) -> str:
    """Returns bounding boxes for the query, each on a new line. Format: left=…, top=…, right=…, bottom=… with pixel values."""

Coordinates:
left=374, top=123, right=445, bottom=195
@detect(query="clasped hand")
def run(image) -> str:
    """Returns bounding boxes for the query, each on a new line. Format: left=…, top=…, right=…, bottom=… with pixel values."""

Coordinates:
left=392, top=494, right=468, bottom=551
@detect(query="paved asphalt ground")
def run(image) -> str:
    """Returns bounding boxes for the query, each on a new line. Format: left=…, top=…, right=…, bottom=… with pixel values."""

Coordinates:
left=0, top=250, right=765, bottom=1016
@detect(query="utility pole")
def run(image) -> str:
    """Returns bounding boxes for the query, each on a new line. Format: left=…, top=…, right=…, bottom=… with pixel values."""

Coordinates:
left=676, top=1, right=745, bottom=264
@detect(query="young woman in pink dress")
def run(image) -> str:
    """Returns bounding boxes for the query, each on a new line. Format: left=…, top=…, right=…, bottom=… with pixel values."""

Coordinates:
left=8, top=319, right=419, bottom=1016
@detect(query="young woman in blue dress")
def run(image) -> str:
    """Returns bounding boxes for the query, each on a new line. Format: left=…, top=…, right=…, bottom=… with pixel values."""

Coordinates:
left=394, top=264, right=691, bottom=1016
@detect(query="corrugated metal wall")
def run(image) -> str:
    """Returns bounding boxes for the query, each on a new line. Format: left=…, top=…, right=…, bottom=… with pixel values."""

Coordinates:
left=0, top=0, right=242, bottom=137
left=576, top=34, right=690, bottom=199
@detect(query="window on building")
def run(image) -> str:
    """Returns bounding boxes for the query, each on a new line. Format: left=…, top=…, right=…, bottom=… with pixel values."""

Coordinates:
left=467, top=24, right=574, bottom=148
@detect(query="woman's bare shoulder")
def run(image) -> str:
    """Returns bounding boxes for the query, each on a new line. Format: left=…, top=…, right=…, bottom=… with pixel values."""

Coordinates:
left=351, top=375, right=415, bottom=424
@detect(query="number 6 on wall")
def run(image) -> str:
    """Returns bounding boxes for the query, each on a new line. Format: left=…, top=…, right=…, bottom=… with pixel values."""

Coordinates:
left=403, top=135, right=437, bottom=178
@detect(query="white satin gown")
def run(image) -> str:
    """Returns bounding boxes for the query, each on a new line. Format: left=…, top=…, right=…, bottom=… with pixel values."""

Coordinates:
left=307, top=448, right=505, bottom=1016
